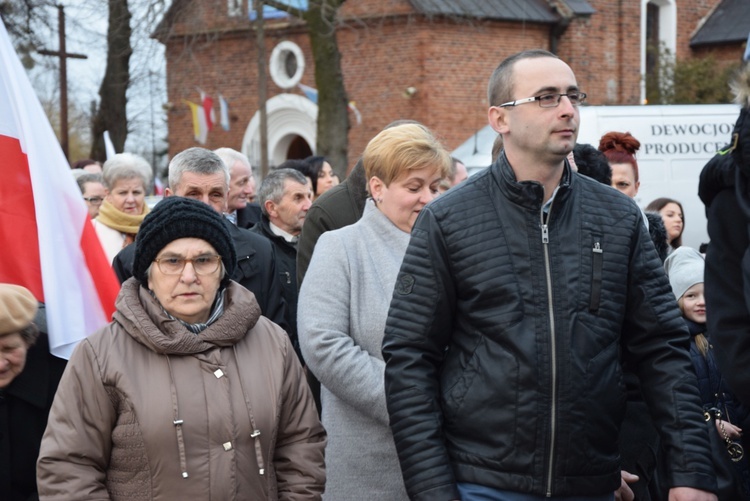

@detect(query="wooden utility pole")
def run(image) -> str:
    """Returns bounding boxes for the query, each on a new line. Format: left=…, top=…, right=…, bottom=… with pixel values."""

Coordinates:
left=38, top=4, right=87, bottom=161
left=255, top=0, right=269, bottom=178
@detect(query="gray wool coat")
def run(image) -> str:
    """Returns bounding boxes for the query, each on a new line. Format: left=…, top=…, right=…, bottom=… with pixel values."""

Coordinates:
left=298, top=200, right=409, bottom=500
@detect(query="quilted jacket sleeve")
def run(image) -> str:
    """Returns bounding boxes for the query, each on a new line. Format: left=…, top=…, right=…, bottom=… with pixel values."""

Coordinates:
left=620, top=215, right=717, bottom=493
left=382, top=208, right=460, bottom=501
left=37, top=338, right=116, bottom=500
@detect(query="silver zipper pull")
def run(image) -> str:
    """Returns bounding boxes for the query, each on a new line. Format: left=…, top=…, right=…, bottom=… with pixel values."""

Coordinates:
left=542, top=224, right=549, bottom=244
left=593, top=242, right=602, bottom=253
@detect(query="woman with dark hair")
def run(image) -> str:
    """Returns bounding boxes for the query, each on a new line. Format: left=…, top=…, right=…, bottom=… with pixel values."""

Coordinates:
left=647, top=197, right=685, bottom=251
left=38, top=197, right=325, bottom=500
left=304, top=156, right=339, bottom=200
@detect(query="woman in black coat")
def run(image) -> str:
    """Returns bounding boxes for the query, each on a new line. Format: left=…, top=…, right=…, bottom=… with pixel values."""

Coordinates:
left=0, top=290, right=66, bottom=501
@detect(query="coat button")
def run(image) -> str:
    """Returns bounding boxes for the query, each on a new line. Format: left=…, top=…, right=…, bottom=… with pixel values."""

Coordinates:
left=223, top=441, right=232, bottom=451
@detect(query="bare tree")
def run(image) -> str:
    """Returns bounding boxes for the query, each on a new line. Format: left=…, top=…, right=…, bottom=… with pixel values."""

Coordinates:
left=263, top=0, right=350, bottom=177
left=90, top=0, right=132, bottom=160
left=0, top=0, right=56, bottom=68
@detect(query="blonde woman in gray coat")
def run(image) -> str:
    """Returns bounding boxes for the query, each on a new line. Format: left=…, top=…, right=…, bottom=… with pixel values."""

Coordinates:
left=298, top=123, right=452, bottom=500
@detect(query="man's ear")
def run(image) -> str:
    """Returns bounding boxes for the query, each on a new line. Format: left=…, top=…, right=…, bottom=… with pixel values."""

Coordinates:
left=488, top=105, right=510, bottom=135
left=264, top=199, right=277, bottom=218
left=164, top=187, right=173, bottom=198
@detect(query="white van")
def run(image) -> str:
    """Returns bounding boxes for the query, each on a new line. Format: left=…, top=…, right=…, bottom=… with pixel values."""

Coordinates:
left=452, top=104, right=740, bottom=248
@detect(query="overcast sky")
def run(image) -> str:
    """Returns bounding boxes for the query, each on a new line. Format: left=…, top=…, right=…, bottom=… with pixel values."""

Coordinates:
left=26, top=0, right=168, bottom=166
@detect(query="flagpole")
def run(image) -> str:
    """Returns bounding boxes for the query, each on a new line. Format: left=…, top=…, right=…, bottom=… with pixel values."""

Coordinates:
left=255, top=0, right=269, bottom=179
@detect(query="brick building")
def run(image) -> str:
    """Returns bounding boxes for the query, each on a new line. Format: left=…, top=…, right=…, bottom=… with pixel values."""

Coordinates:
left=155, top=0, right=746, bottom=174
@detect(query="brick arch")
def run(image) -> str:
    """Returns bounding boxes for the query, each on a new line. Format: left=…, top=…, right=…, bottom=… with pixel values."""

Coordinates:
left=241, top=94, right=317, bottom=170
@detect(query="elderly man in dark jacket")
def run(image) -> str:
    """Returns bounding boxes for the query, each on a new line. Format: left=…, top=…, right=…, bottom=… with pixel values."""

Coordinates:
left=383, top=49, right=716, bottom=501
left=250, top=167, right=312, bottom=361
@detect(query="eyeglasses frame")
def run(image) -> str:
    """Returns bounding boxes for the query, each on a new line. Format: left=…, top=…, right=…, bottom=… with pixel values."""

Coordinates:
left=498, top=92, right=587, bottom=109
left=153, top=255, right=222, bottom=276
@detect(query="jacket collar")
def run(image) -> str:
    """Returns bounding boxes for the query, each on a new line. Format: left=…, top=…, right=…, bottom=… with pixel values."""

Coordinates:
left=491, top=151, right=574, bottom=211
left=257, top=215, right=297, bottom=251
left=113, top=278, right=262, bottom=355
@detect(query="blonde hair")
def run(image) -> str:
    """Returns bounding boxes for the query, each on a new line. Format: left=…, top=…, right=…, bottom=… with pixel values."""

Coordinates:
left=363, top=123, right=452, bottom=190
left=677, top=297, right=710, bottom=357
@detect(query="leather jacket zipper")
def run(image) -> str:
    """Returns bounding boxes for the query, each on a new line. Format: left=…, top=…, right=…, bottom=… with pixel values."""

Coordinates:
left=541, top=201, right=557, bottom=497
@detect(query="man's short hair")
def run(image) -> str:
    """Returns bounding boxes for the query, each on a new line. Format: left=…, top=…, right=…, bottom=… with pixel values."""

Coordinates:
left=168, top=147, right=230, bottom=190
left=363, top=123, right=452, bottom=189
left=102, top=153, right=153, bottom=190
left=487, top=49, right=558, bottom=107
left=76, top=172, right=104, bottom=193
left=213, top=147, right=251, bottom=174
left=258, top=168, right=309, bottom=217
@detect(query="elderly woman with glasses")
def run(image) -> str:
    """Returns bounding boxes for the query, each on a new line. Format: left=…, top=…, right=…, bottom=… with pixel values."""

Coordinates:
left=38, top=197, right=326, bottom=500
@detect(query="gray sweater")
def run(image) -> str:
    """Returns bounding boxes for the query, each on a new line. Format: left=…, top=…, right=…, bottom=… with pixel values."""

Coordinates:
left=298, top=200, right=409, bottom=500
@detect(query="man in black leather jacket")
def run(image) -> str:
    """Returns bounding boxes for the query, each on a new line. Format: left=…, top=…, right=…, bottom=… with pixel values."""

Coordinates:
left=383, top=50, right=716, bottom=501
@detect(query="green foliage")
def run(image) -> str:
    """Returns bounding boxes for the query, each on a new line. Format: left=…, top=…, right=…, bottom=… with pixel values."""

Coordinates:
left=645, top=44, right=738, bottom=104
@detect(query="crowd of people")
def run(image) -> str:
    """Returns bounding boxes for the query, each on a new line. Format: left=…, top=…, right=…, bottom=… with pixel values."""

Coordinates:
left=4, top=49, right=750, bottom=501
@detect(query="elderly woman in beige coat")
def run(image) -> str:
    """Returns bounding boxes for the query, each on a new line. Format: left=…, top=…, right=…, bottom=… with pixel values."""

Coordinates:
left=297, top=123, right=452, bottom=500
left=38, top=196, right=325, bottom=500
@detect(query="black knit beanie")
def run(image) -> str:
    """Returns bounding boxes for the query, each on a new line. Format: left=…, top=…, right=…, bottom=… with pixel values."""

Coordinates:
left=133, top=197, right=236, bottom=287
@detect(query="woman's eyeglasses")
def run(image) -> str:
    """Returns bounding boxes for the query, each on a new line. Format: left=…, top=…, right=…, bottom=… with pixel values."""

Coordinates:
left=153, top=255, right=221, bottom=275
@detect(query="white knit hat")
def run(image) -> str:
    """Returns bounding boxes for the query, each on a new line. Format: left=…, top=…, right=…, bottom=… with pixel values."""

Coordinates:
left=664, top=247, right=705, bottom=300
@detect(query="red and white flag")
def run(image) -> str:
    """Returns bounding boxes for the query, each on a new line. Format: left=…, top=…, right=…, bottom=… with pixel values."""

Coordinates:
left=200, top=90, right=215, bottom=132
left=0, top=19, right=119, bottom=359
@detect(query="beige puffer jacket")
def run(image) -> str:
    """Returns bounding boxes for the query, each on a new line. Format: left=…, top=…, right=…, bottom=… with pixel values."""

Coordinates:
left=37, top=278, right=326, bottom=500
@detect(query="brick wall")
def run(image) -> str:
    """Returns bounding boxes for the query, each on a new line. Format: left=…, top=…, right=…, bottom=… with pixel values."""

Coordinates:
left=693, top=44, right=744, bottom=64
left=675, top=0, right=716, bottom=61
left=558, top=0, right=643, bottom=105
left=161, top=0, right=741, bottom=172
